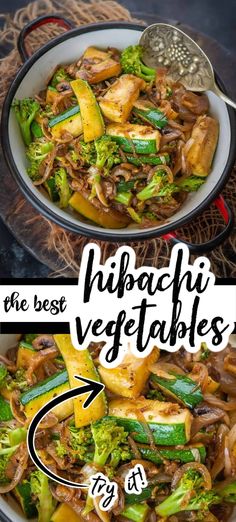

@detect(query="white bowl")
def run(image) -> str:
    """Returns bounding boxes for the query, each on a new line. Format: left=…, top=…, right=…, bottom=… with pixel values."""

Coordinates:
left=2, top=22, right=236, bottom=244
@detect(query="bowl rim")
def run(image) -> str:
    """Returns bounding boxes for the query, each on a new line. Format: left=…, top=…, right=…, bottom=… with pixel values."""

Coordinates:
left=1, top=20, right=236, bottom=242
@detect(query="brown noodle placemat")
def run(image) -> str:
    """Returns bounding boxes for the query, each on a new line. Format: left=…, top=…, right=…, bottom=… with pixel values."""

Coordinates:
left=0, top=0, right=235, bottom=277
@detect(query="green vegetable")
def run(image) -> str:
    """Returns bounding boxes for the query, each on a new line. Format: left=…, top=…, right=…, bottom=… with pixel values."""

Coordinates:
left=95, top=135, right=120, bottom=174
left=157, top=175, right=205, bottom=197
left=20, top=369, right=72, bottom=421
left=115, top=192, right=132, bottom=206
left=26, top=139, right=54, bottom=181
left=137, top=170, right=166, bottom=201
left=125, top=153, right=170, bottom=166
left=31, top=120, right=43, bottom=138
left=113, top=416, right=189, bottom=445
left=200, top=342, right=210, bottom=361
left=50, top=67, right=71, bottom=88
left=18, top=341, right=35, bottom=351
left=9, top=427, right=27, bottom=446
left=156, top=469, right=220, bottom=517
left=121, top=503, right=150, bottom=522
left=73, top=141, right=96, bottom=166
left=23, top=334, right=38, bottom=344
left=121, top=45, right=156, bottom=82
left=91, top=417, right=132, bottom=468
left=20, top=369, right=68, bottom=406
left=68, top=424, right=94, bottom=462
left=150, top=373, right=203, bottom=409
left=133, top=106, right=168, bottom=129
left=109, top=397, right=192, bottom=446
left=111, top=135, right=157, bottom=154
left=127, top=207, right=142, bottom=223
left=0, top=396, right=13, bottom=421
left=217, top=480, right=236, bottom=503
left=55, top=442, right=67, bottom=458
left=0, top=365, right=8, bottom=388
left=71, top=78, right=105, bottom=142
left=54, top=167, right=71, bottom=208
left=15, top=480, right=37, bottom=518
left=45, top=177, right=59, bottom=202
left=89, top=135, right=120, bottom=202
left=125, top=488, right=153, bottom=505
left=30, top=470, right=55, bottom=522
left=0, top=426, right=27, bottom=484
left=13, top=98, right=40, bottom=145
left=138, top=444, right=206, bottom=464
left=6, top=368, right=28, bottom=393
left=48, top=105, right=80, bottom=128
left=117, top=180, right=135, bottom=192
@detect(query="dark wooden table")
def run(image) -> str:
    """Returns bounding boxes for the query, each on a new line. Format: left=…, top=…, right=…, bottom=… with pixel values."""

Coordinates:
left=0, top=1, right=235, bottom=277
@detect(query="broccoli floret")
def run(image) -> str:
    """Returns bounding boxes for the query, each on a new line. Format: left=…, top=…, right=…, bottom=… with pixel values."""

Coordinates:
left=54, top=167, right=71, bottom=208
left=81, top=136, right=120, bottom=203
left=94, top=135, right=120, bottom=175
left=0, top=426, right=27, bottom=484
left=26, top=139, right=54, bottom=181
left=50, top=67, right=71, bottom=88
left=137, top=170, right=166, bottom=201
left=6, top=368, right=28, bottom=392
left=121, top=45, right=156, bottom=82
left=156, top=470, right=220, bottom=518
left=91, top=417, right=132, bottom=468
left=0, top=365, right=8, bottom=388
left=30, top=470, right=55, bottom=522
left=157, top=176, right=205, bottom=198
left=69, top=425, right=94, bottom=462
left=217, top=480, right=236, bottom=503
left=13, top=98, right=40, bottom=146
left=55, top=441, right=67, bottom=458
left=73, top=141, right=96, bottom=166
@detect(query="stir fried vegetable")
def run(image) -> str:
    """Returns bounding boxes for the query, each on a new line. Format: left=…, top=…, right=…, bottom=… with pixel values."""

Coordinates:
left=13, top=42, right=218, bottom=229
left=156, top=469, right=220, bottom=517
left=13, top=98, right=40, bottom=145
left=0, top=335, right=236, bottom=521
left=30, top=471, right=55, bottom=522
left=120, top=45, right=156, bottom=82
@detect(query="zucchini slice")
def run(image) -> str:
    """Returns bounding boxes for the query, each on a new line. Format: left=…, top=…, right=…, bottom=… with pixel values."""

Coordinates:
left=14, top=481, right=37, bottom=519
left=71, top=79, right=105, bottom=142
left=69, top=192, right=131, bottom=228
left=133, top=103, right=168, bottom=129
left=54, top=334, right=107, bottom=427
left=122, top=503, right=150, bottom=522
left=20, top=370, right=72, bottom=420
left=48, top=105, right=82, bottom=139
left=150, top=373, right=203, bottom=409
left=108, top=397, right=192, bottom=445
left=106, top=123, right=161, bottom=154
left=137, top=443, right=206, bottom=464
left=125, top=153, right=170, bottom=166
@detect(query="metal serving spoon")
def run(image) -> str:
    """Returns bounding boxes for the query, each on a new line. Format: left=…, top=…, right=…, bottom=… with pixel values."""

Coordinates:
left=140, top=23, right=236, bottom=109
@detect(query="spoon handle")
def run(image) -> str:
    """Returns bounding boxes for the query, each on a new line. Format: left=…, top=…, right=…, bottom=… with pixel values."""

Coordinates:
left=212, top=83, right=236, bottom=110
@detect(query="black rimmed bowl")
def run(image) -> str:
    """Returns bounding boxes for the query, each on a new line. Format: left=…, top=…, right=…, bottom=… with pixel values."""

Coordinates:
left=1, top=16, right=236, bottom=253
